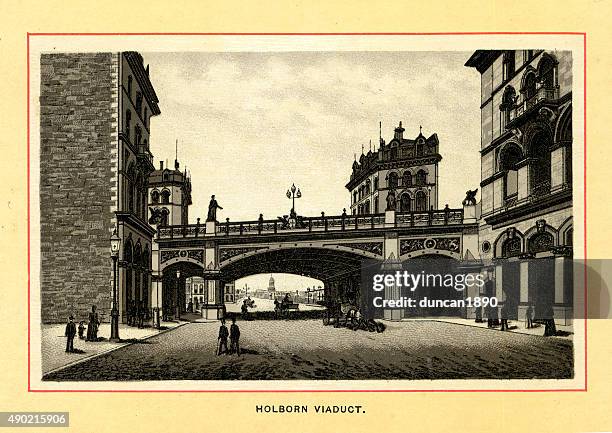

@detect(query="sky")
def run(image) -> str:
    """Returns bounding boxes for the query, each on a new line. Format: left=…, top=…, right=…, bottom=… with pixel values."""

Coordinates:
left=144, top=51, right=481, bottom=223
left=143, top=51, right=481, bottom=290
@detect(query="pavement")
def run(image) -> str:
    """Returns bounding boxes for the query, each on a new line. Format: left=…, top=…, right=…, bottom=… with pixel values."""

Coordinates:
left=42, top=319, right=574, bottom=381
left=409, top=317, right=573, bottom=339
left=41, top=321, right=184, bottom=374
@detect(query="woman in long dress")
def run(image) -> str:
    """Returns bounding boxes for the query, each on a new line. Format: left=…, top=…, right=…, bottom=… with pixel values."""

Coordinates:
left=86, top=305, right=99, bottom=341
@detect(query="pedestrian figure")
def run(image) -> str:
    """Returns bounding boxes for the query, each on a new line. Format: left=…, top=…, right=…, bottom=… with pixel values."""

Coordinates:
left=78, top=321, right=86, bottom=340
left=86, top=305, right=100, bottom=341
left=229, top=317, right=241, bottom=356
left=65, top=315, right=76, bottom=353
left=241, top=300, right=249, bottom=320
left=500, top=304, right=509, bottom=331
left=138, top=300, right=145, bottom=328
left=217, top=318, right=229, bottom=355
left=526, top=303, right=534, bottom=329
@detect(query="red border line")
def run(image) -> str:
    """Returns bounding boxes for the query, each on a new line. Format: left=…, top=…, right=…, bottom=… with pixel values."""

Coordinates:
left=27, top=32, right=588, bottom=393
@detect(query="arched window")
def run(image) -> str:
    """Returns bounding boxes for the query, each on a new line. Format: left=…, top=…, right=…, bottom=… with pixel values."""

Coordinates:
left=142, top=246, right=150, bottom=270
left=161, top=190, right=170, bottom=204
left=388, top=172, right=398, bottom=189
left=151, top=190, right=160, bottom=204
left=134, top=243, right=142, bottom=268
left=374, top=196, right=379, bottom=214
left=537, top=55, right=556, bottom=89
left=528, top=232, right=554, bottom=254
left=353, top=191, right=357, bottom=204
left=400, top=193, right=411, bottom=212
left=390, top=146, right=398, bottom=160
left=416, top=169, right=427, bottom=186
left=373, top=177, right=379, bottom=191
left=501, top=86, right=516, bottom=128
left=499, top=144, right=522, bottom=199
left=415, top=190, right=427, bottom=211
left=123, top=239, right=133, bottom=263
left=365, top=179, right=371, bottom=195
left=402, top=171, right=412, bottom=187
left=523, top=71, right=537, bottom=101
left=363, top=200, right=370, bottom=214
left=502, top=237, right=522, bottom=257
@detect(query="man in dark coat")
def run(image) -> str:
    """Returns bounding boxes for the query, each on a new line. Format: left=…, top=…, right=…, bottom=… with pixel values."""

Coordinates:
left=229, top=317, right=241, bottom=356
left=65, top=315, right=76, bottom=353
left=217, top=318, right=229, bottom=355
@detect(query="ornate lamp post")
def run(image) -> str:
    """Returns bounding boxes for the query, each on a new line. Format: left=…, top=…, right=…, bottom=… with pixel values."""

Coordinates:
left=109, top=229, right=121, bottom=342
left=286, top=183, right=302, bottom=217
left=175, top=269, right=181, bottom=320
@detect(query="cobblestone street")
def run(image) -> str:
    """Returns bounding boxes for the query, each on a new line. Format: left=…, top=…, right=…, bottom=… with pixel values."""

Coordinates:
left=43, top=319, right=573, bottom=381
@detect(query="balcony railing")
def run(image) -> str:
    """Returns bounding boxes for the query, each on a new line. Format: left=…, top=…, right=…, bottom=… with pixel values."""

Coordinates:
left=157, top=208, right=465, bottom=240
left=137, top=144, right=153, bottom=164
left=510, top=86, right=559, bottom=122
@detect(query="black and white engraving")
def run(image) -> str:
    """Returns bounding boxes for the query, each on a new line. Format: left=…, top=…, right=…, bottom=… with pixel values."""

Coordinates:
left=36, top=48, right=574, bottom=384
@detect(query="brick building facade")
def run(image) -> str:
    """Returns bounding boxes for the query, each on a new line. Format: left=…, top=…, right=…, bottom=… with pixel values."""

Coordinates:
left=40, top=52, right=160, bottom=323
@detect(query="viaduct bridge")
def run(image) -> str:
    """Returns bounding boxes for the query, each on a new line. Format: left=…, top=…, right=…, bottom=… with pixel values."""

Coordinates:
left=150, top=203, right=480, bottom=320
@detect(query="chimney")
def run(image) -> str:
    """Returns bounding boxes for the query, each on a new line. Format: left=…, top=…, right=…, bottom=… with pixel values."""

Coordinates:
left=160, top=161, right=164, bottom=170
left=394, top=121, right=404, bottom=141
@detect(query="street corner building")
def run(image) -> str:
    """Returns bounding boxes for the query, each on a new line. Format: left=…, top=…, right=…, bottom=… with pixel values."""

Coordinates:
left=40, top=51, right=161, bottom=324
left=465, top=50, right=573, bottom=325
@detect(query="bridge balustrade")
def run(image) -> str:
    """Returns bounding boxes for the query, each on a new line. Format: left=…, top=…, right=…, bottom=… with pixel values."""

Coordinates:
left=156, top=208, right=464, bottom=240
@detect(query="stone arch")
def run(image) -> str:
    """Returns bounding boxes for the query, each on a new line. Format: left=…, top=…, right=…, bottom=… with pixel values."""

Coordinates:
left=399, top=192, right=412, bottom=212
left=160, top=189, right=171, bottom=204
left=400, top=249, right=461, bottom=261
left=555, top=104, right=572, bottom=143
left=497, top=141, right=524, bottom=171
left=536, top=53, right=558, bottom=89
left=558, top=216, right=573, bottom=246
left=218, top=243, right=382, bottom=270
left=520, top=66, right=538, bottom=98
left=493, top=228, right=525, bottom=258
left=151, top=189, right=160, bottom=204
left=160, top=256, right=206, bottom=272
left=123, top=237, right=133, bottom=263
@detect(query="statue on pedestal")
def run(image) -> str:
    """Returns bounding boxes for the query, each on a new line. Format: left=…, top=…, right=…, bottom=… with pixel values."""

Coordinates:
left=206, top=195, right=223, bottom=222
left=462, top=189, right=478, bottom=206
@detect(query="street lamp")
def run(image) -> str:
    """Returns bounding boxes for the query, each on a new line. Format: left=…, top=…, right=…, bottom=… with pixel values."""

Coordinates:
left=175, top=269, right=181, bottom=320
left=109, top=228, right=121, bottom=342
left=286, top=183, right=302, bottom=217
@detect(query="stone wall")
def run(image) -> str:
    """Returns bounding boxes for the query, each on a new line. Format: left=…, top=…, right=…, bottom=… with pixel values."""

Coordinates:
left=40, top=53, right=118, bottom=323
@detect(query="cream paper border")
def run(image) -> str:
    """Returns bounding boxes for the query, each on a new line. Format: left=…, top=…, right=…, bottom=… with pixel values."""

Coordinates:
left=27, top=34, right=585, bottom=392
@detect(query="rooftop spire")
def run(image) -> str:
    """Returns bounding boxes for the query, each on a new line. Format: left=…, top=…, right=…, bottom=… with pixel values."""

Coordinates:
left=174, top=139, right=179, bottom=170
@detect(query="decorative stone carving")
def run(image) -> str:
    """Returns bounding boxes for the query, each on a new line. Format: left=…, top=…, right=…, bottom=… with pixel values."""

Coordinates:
left=187, top=250, right=204, bottom=263
left=219, top=246, right=267, bottom=262
left=400, top=237, right=460, bottom=255
left=335, top=242, right=383, bottom=256
left=160, top=250, right=180, bottom=264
